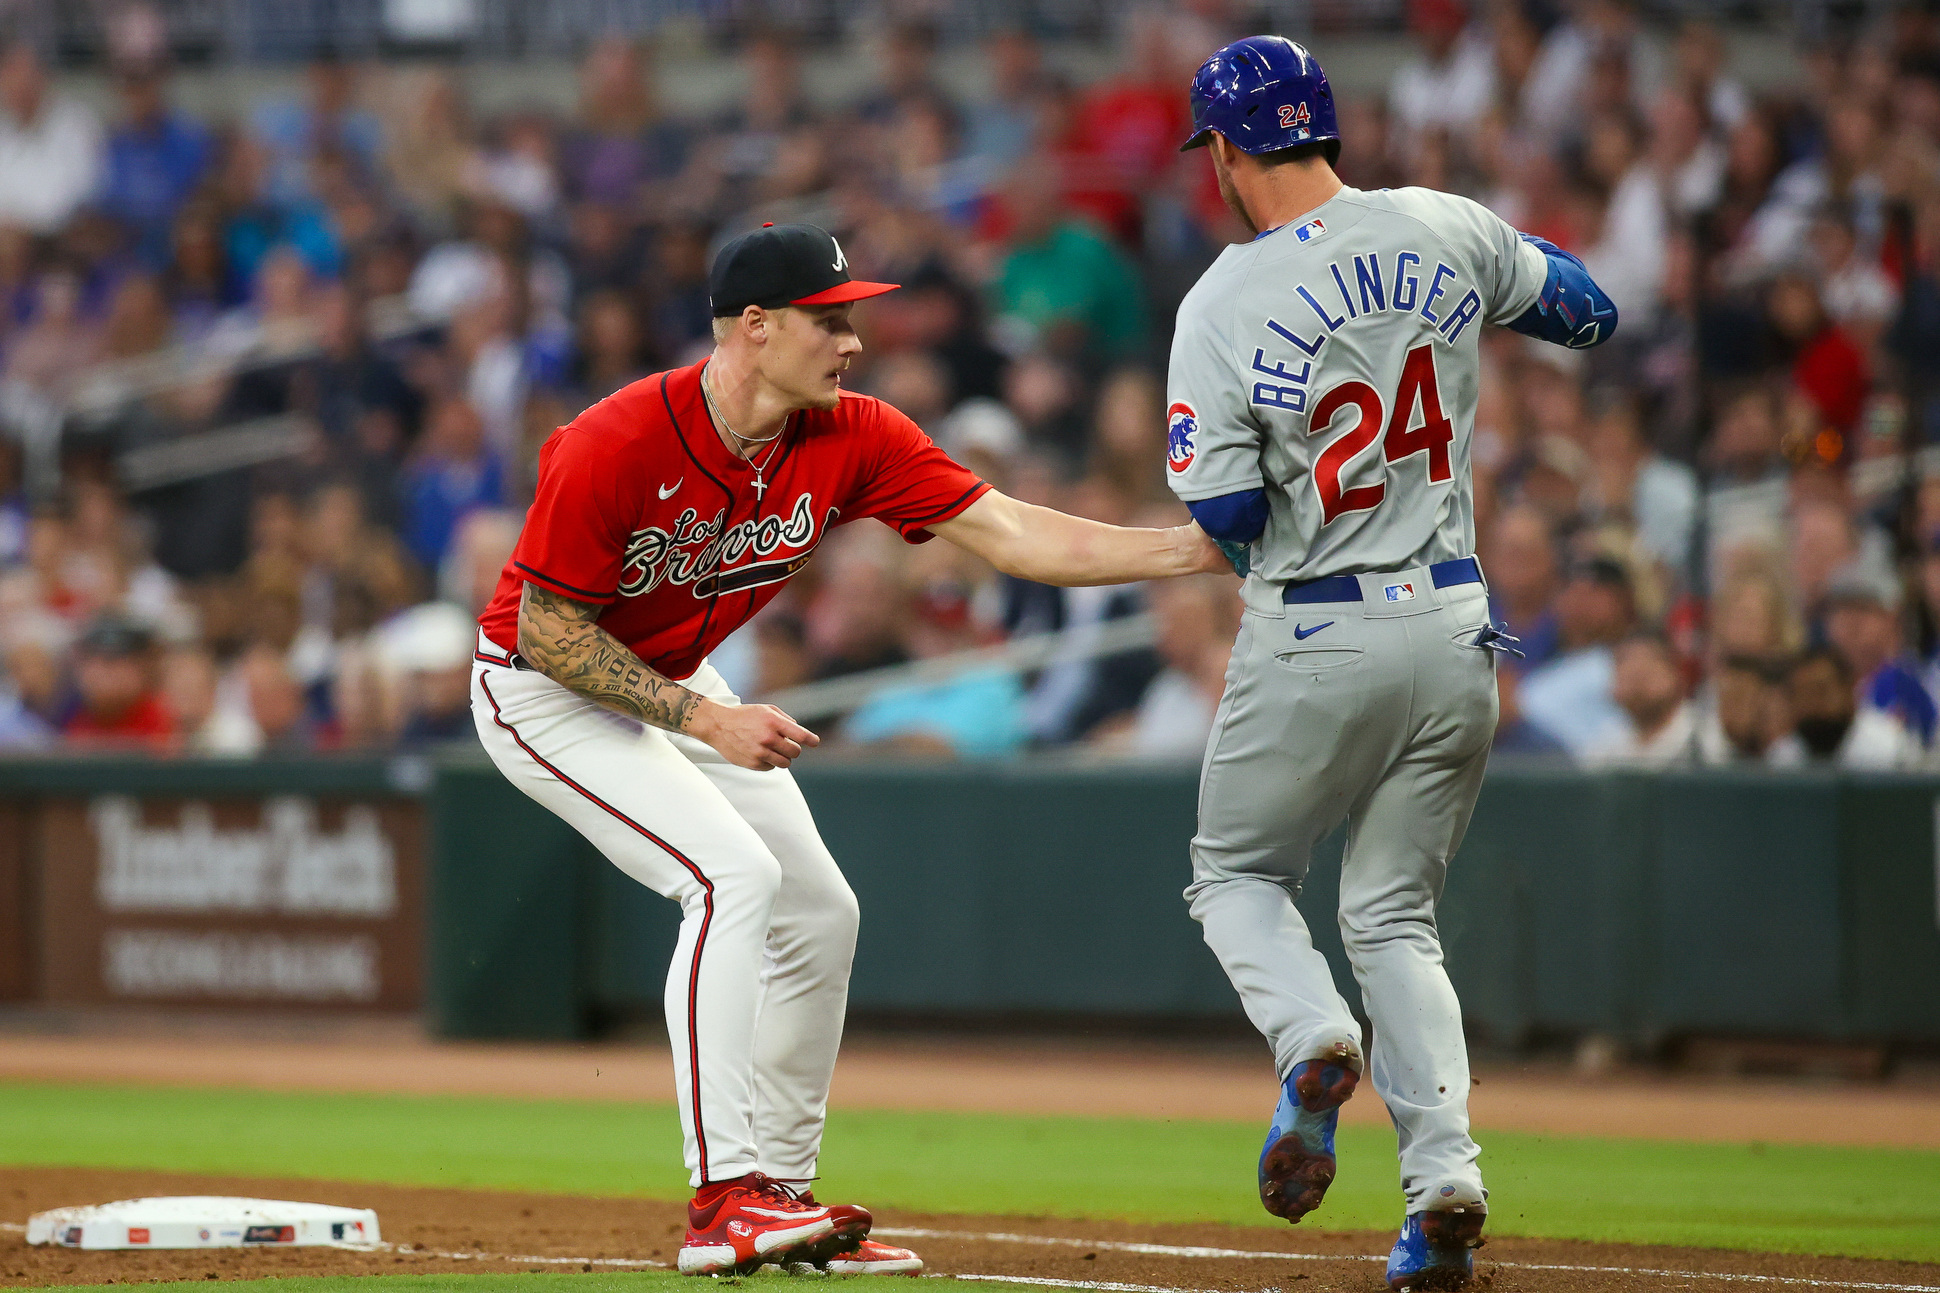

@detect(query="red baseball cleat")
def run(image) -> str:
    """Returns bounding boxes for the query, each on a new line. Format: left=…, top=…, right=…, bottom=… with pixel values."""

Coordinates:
left=676, top=1173, right=842, bottom=1275
left=782, top=1187, right=874, bottom=1266
left=796, top=1189, right=872, bottom=1236
left=789, top=1237, right=925, bottom=1276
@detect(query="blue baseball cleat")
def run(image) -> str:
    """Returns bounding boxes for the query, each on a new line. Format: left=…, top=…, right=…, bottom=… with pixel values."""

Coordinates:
left=1385, top=1206, right=1487, bottom=1291
left=1257, top=1049, right=1358, bottom=1221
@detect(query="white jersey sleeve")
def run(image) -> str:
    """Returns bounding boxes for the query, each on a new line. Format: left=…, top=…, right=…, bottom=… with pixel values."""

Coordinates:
left=1163, top=285, right=1265, bottom=502
left=1465, top=198, right=1549, bottom=324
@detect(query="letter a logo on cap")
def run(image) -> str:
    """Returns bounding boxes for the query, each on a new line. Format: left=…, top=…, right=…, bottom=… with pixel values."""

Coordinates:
left=710, top=223, right=898, bottom=314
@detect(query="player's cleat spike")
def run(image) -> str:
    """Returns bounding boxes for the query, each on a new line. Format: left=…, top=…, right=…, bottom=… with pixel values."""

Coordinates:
left=676, top=1173, right=839, bottom=1275
left=786, top=1237, right=924, bottom=1276
left=783, top=1188, right=873, bottom=1267
left=1258, top=1044, right=1359, bottom=1222
left=1385, top=1205, right=1487, bottom=1291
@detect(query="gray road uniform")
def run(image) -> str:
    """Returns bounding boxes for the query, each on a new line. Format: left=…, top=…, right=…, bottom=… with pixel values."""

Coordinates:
left=1166, top=184, right=1548, bottom=1213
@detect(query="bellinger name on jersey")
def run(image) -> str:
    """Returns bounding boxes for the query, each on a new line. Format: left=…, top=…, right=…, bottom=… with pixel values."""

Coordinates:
left=1247, top=250, right=1484, bottom=416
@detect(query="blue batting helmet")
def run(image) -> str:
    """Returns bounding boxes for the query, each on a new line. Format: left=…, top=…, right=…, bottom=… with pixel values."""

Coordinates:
left=1179, top=35, right=1340, bottom=163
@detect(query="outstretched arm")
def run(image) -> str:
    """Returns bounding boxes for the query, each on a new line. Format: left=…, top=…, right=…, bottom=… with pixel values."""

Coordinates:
left=516, top=582, right=818, bottom=770
left=929, top=489, right=1228, bottom=587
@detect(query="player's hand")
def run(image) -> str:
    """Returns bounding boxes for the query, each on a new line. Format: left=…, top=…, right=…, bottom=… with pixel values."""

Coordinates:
left=690, top=699, right=821, bottom=771
left=1177, top=523, right=1237, bottom=576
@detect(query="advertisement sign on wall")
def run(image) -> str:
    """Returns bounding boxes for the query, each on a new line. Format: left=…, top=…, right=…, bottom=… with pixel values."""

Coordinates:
left=33, top=795, right=424, bottom=1010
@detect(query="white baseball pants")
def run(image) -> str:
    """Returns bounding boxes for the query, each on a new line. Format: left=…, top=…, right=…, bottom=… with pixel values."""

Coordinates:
left=472, top=635, right=859, bottom=1188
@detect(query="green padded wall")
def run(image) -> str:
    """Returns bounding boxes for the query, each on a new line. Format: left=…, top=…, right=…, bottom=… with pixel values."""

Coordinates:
left=426, top=758, right=1940, bottom=1048
left=430, top=760, right=595, bottom=1038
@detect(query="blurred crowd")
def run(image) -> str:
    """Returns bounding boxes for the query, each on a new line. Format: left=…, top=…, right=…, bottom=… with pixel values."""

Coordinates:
left=1, top=0, right=1939, bottom=766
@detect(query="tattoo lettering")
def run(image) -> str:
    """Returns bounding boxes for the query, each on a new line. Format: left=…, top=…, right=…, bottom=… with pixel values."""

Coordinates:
left=516, top=583, right=703, bottom=733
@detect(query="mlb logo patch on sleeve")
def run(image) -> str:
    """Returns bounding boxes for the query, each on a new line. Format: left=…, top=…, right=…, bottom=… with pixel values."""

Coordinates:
left=1294, top=218, right=1327, bottom=243
left=1384, top=582, right=1416, bottom=602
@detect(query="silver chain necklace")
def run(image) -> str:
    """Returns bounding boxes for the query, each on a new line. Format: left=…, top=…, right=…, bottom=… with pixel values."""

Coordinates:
left=702, top=368, right=787, bottom=500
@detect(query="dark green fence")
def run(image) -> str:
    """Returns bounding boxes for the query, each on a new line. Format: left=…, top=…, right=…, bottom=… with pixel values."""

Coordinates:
left=2, top=753, right=1933, bottom=1045
left=429, top=759, right=1940, bottom=1050
left=0, top=754, right=426, bottom=798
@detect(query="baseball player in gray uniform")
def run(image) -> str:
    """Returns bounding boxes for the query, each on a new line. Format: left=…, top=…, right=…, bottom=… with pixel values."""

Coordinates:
left=1164, top=37, right=1617, bottom=1292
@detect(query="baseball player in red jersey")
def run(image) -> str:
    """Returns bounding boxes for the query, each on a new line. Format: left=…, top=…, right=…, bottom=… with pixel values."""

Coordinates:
left=472, top=223, right=1225, bottom=1277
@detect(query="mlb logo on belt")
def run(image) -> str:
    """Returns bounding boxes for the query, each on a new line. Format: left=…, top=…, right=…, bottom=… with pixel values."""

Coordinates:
left=1384, top=582, right=1416, bottom=602
left=1294, top=218, right=1327, bottom=242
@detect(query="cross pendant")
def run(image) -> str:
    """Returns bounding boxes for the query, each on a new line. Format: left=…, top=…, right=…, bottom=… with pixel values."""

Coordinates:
left=752, top=472, right=767, bottom=500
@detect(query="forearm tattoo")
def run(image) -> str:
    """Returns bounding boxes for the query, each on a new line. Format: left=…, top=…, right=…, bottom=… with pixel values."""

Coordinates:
left=517, top=583, right=702, bottom=733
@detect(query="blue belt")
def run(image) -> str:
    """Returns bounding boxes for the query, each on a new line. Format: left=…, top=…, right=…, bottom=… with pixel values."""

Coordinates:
left=1282, top=556, right=1483, bottom=605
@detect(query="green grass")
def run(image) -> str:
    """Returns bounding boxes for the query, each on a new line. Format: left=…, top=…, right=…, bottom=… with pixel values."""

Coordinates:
left=1, top=1081, right=1935, bottom=1265
left=32, top=1276, right=1036, bottom=1293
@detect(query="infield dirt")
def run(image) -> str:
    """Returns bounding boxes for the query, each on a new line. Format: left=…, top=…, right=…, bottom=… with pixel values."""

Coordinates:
left=5, top=1166, right=1937, bottom=1293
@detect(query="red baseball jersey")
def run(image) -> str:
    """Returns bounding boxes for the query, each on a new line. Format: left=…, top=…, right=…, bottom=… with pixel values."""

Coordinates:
left=477, top=358, right=990, bottom=681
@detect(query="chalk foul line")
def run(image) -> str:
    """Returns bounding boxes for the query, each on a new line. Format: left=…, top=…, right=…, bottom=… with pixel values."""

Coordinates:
left=9, top=1217, right=1938, bottom=1291
left=394, top=1244, right=664, bottom=1269
left=0, top=1231, right=1207, bottom=1293
left=875, top=1226, right=1940, bottom=1293
left=880, top=1229, right=1364, bottom=1264
left=951, top=1278, right=1215, bottom=1293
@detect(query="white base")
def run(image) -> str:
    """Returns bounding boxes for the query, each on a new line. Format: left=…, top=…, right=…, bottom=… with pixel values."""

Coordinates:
left=26, top=1197, right=381, bottom=1250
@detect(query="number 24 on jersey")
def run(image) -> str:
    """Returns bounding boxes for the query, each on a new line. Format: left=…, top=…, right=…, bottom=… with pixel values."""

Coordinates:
left=1308, top=344, right=1452, bottom=525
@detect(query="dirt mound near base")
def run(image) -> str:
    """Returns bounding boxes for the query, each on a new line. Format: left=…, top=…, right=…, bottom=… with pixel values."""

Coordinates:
left=1, top=1167, right=1934, bottom=1293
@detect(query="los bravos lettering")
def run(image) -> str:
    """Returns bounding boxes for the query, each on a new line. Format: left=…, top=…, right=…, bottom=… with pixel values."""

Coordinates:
left=620, top=490, right=838, bottom=599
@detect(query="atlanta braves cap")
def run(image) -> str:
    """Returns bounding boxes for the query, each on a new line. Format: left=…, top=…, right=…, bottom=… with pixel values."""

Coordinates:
left=709, top=222, right=899, bottom=317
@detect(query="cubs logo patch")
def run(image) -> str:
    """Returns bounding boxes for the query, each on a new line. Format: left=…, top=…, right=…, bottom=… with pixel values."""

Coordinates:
left=1384, top=582, right=1417, bottom=602
left=1166, top=402, right=1198, bottom=474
